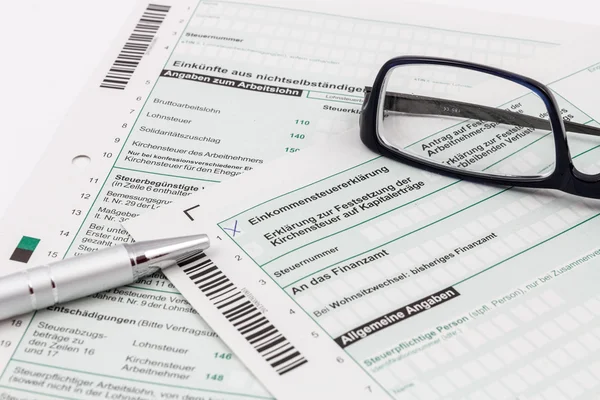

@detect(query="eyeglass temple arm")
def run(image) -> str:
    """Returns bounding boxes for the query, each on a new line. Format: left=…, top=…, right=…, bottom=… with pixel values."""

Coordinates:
left=365, top=86, right=599, bottom=137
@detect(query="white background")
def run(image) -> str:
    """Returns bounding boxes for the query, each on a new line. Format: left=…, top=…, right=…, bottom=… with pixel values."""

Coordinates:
left=1, top=0, right=599, bottom=220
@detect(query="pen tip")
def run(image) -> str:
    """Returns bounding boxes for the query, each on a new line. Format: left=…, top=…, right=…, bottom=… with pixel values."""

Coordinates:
left=181, top=234, right=211, bottom=250
left=162, top=233, right=211, bottom=253
left=129, top=234, right=211, bottom=269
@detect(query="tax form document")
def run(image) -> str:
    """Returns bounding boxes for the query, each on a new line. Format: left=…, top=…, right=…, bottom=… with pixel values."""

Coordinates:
left=126, top=44, right=600, bottom=399
left=0, top=0, right=597, bottom=399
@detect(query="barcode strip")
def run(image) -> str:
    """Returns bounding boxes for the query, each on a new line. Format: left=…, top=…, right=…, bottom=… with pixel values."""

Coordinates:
left=179, top=252, right=308, bottom=375
left=100, top=4, right=170, bottom=90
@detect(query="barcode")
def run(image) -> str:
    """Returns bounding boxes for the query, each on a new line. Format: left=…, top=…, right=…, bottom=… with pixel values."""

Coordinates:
left=100, top=4, right=170, bottom=90
left=178, top=251, right=308, bottom=375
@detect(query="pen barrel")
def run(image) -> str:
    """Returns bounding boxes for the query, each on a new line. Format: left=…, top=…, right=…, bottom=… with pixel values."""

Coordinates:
left=0, top=246, right=134, bottom=320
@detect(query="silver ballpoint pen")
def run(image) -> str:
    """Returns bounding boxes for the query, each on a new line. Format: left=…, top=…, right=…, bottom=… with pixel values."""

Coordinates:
left=0, top=234, right=210, bottom=320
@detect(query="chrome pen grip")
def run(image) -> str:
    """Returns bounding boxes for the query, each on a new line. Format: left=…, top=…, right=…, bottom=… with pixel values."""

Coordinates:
left=0, top=246, right=134, bottom=320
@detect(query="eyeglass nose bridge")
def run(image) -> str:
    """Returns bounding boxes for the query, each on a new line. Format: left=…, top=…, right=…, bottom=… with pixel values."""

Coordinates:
left=561, top=168, right=600, bottom=197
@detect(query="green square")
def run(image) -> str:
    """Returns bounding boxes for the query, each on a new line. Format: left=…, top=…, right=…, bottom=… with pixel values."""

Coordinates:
left=17, top=236, right=40, bottom=251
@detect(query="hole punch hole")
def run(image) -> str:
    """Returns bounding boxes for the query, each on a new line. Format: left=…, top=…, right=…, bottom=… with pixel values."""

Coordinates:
left=71, top=155, right=91, bottom=168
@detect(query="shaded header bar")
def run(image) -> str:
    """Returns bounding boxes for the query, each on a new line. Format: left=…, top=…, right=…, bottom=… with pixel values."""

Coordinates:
left=334, top=287, right=460, bottom=348
left=161, top=69, right=303, bottom=97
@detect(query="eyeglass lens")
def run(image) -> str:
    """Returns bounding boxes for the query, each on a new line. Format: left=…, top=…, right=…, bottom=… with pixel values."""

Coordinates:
left=377, top=64, right=557, bottom=180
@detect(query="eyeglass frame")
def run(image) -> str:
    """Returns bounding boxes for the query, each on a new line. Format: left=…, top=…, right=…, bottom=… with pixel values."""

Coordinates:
left=359, top=56, right=600, bottom=199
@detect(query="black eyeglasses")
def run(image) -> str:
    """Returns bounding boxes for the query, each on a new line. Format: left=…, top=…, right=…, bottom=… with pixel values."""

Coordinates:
left=359, top=56, right=600, bottom=199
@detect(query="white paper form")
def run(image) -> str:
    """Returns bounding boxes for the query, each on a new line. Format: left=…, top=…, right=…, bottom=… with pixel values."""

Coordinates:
left=126, top=43, right=600, bottom=400
left=0, top=0, right=597, bottom=399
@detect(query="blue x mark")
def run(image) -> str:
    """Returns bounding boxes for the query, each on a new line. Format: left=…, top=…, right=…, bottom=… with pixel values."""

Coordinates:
left=224, top=220, right=241, bottom=237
